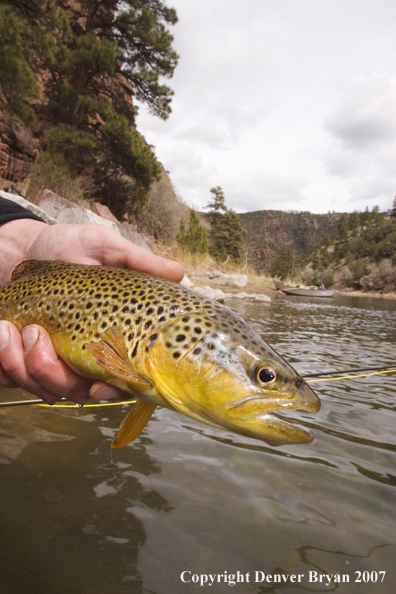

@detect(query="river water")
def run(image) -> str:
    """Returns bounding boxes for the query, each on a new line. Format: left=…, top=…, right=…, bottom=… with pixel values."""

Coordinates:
left=0, top=295, right=395, bottom=594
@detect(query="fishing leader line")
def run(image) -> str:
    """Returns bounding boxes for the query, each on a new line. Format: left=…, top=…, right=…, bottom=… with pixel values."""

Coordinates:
left=0, top=367, right=395, bottom=408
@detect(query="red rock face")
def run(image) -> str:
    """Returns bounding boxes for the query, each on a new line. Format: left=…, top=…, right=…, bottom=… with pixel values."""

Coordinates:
left=0, top=111, right=37, bottom=185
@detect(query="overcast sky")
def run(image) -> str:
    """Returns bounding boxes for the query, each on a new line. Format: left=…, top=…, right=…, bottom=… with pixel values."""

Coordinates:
left=136, top=0, right=396, bottom=214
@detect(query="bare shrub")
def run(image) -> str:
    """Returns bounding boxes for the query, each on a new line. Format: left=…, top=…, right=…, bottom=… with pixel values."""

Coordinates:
left=25, top=152, right=84, bottom=204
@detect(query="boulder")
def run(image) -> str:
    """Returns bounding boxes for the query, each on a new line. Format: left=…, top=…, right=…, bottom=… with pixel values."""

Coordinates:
left=0, top=190, right=57, bottom=225
left=180, top=275, right=193, bottom=288
left=191, top=285, right=226, bottom=303
left=93, top=202, right=120, bottom=224
left=117, top=222, right=153, bottom=252
left=38, top=190, right=120, bottom=232
left=191, top=270, right=247, bottom=290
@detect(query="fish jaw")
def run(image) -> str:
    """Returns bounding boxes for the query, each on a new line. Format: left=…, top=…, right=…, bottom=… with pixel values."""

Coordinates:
left=145, top=332, right=320, bottom=446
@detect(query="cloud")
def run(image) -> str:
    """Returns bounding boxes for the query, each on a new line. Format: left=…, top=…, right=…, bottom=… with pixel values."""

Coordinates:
left=325, top=77, right=396, bottom=149
left=224, top=172, right=310, bottom=213
left=136, top=1, right=396, bottom=214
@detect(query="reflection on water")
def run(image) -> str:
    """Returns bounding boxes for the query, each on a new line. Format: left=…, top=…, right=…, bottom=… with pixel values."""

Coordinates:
left=1, top=295, right=396, bottom=593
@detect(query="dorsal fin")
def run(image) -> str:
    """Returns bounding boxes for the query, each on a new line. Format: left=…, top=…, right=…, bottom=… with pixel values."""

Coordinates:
left=11, top=260, right=50, bottom=282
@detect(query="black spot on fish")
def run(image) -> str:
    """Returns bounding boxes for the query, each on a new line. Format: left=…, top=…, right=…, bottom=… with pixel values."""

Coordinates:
left=194, top=327, right=202, bottom=334
left=173, top=352, right=181, bottom=359
left=145, top=320, right=152, bottom=329
left=193, top=348, right=202, bottom=355
left=176, top=334, right=186, bottom=342
left=112, top=305, right=119, bottom=312
left=158, top=306, right=164, bottom=315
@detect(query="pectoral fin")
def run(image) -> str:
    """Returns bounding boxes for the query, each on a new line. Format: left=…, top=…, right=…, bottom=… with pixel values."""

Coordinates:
left=112, top=400, right=157, bottom=448
left=85, top=326, right=152, bottom=390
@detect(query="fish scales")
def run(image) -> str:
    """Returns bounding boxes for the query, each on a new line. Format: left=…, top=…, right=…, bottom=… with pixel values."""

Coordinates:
left=0, top=260, right=269, bottom=362
left=0, top=260, right=320, bottom=448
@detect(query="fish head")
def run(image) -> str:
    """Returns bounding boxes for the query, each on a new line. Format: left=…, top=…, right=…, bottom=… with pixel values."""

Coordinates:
left=144, top=310, right=320, bottom=446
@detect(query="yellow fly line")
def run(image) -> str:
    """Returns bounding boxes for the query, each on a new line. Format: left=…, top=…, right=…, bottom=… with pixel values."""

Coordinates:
left=35, top=400, right=137, bottom=408
left=306, top=368, right=396, bottom=383
left=1, top=370, right=395, bottom=409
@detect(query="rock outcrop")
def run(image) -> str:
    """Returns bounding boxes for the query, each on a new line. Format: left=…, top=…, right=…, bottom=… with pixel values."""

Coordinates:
left=38, top=190, right=119, bottom=231
left=190, top=270, right=248, bottom=290
left=0, top=189, right=57, bottom=225
left=0, top=112, right=37, bottom=186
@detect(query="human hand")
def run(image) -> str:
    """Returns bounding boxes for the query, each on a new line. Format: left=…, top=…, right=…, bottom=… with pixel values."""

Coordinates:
left=0, top=222, right=184, bottom=404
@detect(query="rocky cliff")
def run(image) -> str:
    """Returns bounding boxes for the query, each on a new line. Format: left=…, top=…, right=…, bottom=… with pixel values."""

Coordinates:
left=239, top=209, right=342, bottom=272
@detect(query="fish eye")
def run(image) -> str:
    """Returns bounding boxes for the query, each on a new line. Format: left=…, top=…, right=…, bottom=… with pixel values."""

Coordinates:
left=255, top=364, right=278, bottom=387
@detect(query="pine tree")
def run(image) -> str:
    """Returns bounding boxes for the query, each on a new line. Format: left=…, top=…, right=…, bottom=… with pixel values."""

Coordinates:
left=392, top=197, right=396, bottom=218
left=205, top=186, right=242, bottom=262
left=1, top=1, right=179, bottom=213
left=337, top=214, right=349, bottom=241
left=0, top=2, right=44, bottom=125
left=271, top=246, right=294, bottom=279
left=176, top=210, right=208, bottom=255
left=348, top=211, right=360, bottom=235
left=221, top=209, right=243, bottom=263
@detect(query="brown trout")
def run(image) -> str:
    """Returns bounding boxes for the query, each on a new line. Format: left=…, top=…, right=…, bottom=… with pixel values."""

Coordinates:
left=0, top=260, right=320, bottom=448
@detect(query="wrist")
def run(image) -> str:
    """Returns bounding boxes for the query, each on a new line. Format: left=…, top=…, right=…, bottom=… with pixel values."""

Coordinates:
left=0, top=219, right=48, bottom=286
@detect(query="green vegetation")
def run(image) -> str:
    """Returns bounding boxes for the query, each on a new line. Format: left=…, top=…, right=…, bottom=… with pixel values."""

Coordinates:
left=0, top=0, right=178, bottom=214
left=270, top=246, right=294, bottom=280
left=26, top=152, right=84, bottom=204
left=205, top=186, right=243, bottom=263
left=303, top=205, right=396, bottom=292
left=176, top=210, right=208, bottom=255
left=239, top=209, right=341, bottom=273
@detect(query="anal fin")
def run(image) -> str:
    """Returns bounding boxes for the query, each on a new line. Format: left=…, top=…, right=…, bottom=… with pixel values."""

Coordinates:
left=112, top=400, right=157, bottom=448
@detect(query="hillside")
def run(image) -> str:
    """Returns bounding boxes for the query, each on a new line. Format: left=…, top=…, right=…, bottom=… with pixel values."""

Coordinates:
left=301, top=208, right=396, bottom=293
left=239, top=209, right=341, bottom=272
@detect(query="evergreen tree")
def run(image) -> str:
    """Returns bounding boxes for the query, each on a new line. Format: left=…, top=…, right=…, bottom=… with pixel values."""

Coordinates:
left=0, top=2, right=46, bottom=125
left=271, top=246, right=294, bottom=280
left=348, top=211, right=360, bottom=235
left=0, top=0, right=179, bottom=212
left=176, top=210, right=208, bottom=255
left=337, top=213, right=349, bottom=241
left=205, top=186, right=242, bottom=263
left=221, top=209, right=243, bottom=263
left=392, top=197, right=396, bottom=218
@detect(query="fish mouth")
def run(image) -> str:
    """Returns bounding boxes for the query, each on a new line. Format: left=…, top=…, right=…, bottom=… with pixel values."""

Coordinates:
left=229, top=383, right=321, bottom=414
left=223, top=384, right=320, bottom=446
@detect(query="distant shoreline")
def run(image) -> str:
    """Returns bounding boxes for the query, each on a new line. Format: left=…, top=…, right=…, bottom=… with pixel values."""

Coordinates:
left=334, top=290, right=396, bottom=300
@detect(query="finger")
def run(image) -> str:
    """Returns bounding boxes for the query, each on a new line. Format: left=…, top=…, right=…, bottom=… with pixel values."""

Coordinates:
left=22, top=325, right=93, bottom=405
left=78, top=226, right=185, bottom=282
left=90, top=381, right=133, bottom=402
left=0, top=321, right=60, bottom=403
left=0, top=364, right=19, bottom=388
